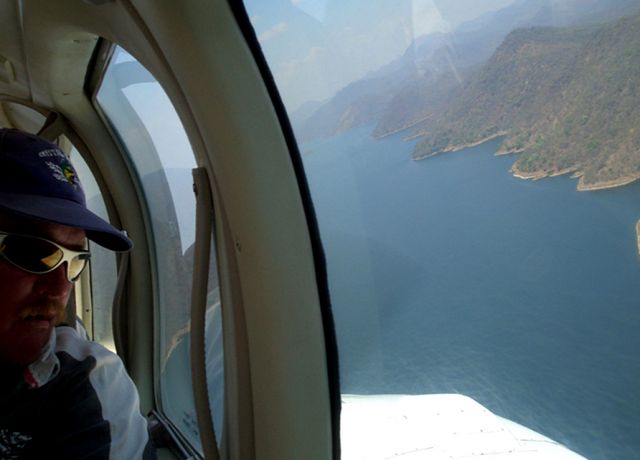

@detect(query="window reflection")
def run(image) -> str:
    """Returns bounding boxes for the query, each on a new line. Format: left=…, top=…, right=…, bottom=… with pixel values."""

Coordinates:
left=95, top=46, right=224, bottom=453
left=241, top=1, right=640, bottom=458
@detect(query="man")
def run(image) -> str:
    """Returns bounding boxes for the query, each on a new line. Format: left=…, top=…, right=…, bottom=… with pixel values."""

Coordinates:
left=0, top=128, right=155, bottom=458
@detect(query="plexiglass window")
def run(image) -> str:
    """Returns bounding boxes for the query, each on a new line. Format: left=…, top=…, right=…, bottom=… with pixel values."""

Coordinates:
left=95, top=46, right=224, bottom=453
left=241, top=1, right=640, bottom=459
left=70, top=147, right=118, bottom=350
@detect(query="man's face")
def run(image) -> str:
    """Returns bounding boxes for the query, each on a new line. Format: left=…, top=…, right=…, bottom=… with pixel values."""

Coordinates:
left=0, top=212, right=86, bottom=367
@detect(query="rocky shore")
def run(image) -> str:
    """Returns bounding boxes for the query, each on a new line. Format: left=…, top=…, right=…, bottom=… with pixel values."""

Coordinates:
left=412, top=133, right=507, bottom=161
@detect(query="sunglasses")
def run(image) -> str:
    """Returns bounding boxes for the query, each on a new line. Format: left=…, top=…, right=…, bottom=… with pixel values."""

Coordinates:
left=0, top=232, right=91, bottom=282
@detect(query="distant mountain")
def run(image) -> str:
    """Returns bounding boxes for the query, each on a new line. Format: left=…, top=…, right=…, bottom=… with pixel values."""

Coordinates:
left=373, top=0, right=640, bottom=138
left=294, top=0, right=640, bottom=143
left=293, top=76, right=400, bottom=141
left=141, top=168, right=194, bottom=346
left=411, top=11, right=640, bottom=190
left=290, top=99, right=326, bottom=125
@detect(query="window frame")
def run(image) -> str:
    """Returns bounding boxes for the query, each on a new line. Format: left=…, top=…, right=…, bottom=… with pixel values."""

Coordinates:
left=90, top=41, right=206, bottom=458
left=82, top=0, right=340, bottom=456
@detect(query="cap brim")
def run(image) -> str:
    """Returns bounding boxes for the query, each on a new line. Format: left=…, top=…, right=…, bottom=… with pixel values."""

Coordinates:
left=0, top=192, right=133, bottom=251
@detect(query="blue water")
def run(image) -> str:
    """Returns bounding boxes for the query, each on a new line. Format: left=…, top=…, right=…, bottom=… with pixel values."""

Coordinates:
left=301, top=125, right=640, bottom=460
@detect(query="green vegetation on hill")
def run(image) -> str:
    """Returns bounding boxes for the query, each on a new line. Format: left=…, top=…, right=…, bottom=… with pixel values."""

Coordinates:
left=411, top=12, right=640, bottom=190
left=371, top=71, right=469, bottom=138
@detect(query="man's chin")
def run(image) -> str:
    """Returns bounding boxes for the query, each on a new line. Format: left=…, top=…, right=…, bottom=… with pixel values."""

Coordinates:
left=1, top=321, right=53, bottom=366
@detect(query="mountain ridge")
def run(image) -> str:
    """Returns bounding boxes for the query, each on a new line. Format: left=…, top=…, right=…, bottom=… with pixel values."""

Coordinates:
left=411, top=11, right=640, bottom=190
left=294, top=0, right=640, bottom=143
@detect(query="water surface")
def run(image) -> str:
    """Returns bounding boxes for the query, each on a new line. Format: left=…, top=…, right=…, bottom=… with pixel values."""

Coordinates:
left=302, top=125, right=640, bottom=459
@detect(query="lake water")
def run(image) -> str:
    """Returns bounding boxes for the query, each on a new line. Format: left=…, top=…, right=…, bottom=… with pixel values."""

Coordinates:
left=302, top=125, right=640, bottom=460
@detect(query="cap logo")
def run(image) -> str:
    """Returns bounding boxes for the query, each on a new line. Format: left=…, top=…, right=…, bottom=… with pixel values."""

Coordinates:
left=37, top=148, right=80, bottom=188
left=38, top=148, right=66, bottom=159
left=45, top=159, right=80, bottom=188
left=62, top=162, right=77, bottom=184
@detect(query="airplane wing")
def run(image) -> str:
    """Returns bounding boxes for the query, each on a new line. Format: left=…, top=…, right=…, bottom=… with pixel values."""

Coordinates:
left=341, top=394, right=586, bottom=459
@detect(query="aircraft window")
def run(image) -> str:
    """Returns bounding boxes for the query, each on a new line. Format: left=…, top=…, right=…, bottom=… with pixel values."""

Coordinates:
left=70, top=147, right=118, bottom=350
left=240, top=1, right=640, bottom=459
left=95, top=46, right=223, bottom=454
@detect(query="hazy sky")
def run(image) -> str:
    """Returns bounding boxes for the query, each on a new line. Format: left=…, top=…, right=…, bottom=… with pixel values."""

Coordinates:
left=245, top=0, right=516, bottom=111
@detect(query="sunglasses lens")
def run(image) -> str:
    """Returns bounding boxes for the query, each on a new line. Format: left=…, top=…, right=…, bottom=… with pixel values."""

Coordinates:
left=68, top=256, right=89, bottom=281
left=2, top=235, right=63, bottom=273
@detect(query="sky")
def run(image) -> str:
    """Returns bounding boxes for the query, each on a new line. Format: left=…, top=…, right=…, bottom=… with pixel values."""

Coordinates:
left=244, top=0, right=516, bottom=111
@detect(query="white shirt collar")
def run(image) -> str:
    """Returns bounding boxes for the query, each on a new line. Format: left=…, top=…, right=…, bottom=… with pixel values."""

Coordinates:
left=23, top=329, right=60, bottom=389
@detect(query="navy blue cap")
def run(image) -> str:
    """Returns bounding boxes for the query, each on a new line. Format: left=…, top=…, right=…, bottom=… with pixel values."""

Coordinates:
left=0, top=128, right=133, bottom=251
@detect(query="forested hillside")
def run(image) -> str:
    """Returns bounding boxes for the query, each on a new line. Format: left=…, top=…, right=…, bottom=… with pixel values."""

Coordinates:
left=294, top=0, right=640, bottom=144
left=411, top=12, right=640, bottom=189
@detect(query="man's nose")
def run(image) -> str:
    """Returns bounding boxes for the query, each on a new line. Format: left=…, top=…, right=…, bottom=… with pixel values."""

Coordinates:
left=35, top=263, right=72, bottom=298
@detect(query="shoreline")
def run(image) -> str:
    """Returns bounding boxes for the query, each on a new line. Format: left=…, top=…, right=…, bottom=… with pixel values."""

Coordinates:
left=576, top=174, right=640, bottom=191
left=409, top=132, right=640, bottom=193
left=511, top=164, right=640, bottom=191
left=412, top=132, right=506, bottom=161
left=510, top=165, right=578, bottom=181
left=372, top=116, right=432, bottom=140
left=495, top=146, right=524, bottom=156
